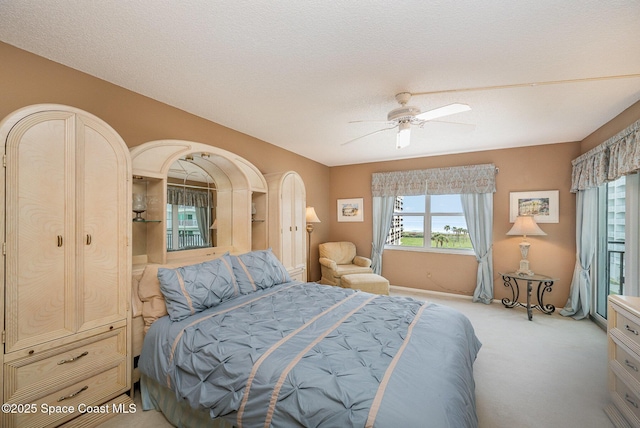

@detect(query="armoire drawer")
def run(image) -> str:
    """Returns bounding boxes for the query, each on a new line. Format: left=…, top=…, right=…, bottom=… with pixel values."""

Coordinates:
left=616, top=310, right=640, bottom=348
left=614, top=342, right=640, bottom=386
left=288, top=266, right=306, bottom=283
left=612, top=373, right=640, bottom=426
left=2, top=363, right=128, bottom=428
left=3, top=328, right=126, bottom=402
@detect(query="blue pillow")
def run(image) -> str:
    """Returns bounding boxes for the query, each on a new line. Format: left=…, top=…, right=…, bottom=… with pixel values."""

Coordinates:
left=230, top=249, right=292, bottom=293
left=157, top=254, right=238, bottom=321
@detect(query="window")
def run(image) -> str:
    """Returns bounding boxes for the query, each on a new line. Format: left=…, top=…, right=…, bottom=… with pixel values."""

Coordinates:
left=386, top=194, right=472, bottom=252
left=166, top=185, right=215, bottom=252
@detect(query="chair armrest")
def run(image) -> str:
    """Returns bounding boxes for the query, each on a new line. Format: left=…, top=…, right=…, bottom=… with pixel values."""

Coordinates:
left=353, top=256, right=372, bottom=268
left=319, top=257, right=337, bottom=270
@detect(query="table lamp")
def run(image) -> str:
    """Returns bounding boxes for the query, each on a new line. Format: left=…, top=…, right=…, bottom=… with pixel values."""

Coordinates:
left=305, top=207, right=321, bottom=282
left=507, top=215, right=546, bottom=276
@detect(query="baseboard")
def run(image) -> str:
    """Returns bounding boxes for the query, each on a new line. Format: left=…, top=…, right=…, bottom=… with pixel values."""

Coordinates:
left=390, top=285, right=501, bottom=305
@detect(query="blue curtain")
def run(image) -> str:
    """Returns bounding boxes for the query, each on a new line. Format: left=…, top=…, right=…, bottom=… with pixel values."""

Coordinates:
left=560, top=188, right=598, bottom=319
left=461, top=193, right=494, bottom=304
left=371, top=196, right=395, bottom=274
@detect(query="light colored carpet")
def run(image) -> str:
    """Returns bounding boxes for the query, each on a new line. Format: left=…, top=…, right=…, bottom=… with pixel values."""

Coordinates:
left=100, top=287, right=613, bottom=428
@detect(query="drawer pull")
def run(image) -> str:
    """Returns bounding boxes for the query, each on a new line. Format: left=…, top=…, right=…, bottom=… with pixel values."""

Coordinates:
left=58, top=351, right=88, bottom=365
left=625, top=325, right=639, bottom=335
left=626, top=393, right=639, bottom=409
left=58, top=385, right=88, bottom=402
left=625, top=359, right=639, bottom=372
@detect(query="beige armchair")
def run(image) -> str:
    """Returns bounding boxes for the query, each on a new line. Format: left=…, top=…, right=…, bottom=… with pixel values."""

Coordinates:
left=319, top=241, right=373, bottom=287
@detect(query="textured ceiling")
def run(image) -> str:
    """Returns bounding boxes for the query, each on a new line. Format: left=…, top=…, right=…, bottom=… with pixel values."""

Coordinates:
left=1, top=1, right=639, bottom=166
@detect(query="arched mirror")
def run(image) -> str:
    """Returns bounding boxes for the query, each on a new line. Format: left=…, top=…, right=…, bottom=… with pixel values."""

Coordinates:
left=166, top=154, right=216, bottom=251
left=130, top=139, right=268, bottom=265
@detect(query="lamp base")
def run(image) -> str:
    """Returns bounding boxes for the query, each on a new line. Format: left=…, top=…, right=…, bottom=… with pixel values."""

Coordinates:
left=515, top=259, right=534, bottom=277
left=306, top=225, right=313, bottom=283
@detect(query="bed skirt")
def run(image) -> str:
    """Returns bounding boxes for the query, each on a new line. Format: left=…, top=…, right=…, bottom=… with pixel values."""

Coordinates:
left=140, top=373, right=235, bottom=428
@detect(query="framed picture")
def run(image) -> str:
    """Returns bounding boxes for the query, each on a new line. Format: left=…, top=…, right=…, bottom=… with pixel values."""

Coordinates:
left=509, top=190, right=559, bottom=223
left=337, top=198, right=364, bottom=222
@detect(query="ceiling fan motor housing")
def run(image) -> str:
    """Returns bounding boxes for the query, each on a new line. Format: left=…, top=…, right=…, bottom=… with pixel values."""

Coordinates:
left=387, top=106, right=421, bottom=122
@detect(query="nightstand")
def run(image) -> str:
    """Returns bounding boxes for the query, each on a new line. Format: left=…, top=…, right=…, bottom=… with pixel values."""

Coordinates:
left=499, top=272, right=557, bottom=320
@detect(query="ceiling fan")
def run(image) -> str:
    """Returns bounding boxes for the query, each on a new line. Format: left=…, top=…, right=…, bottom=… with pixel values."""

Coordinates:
left=343, top=92, right=471, bottom=149
left=343, top=73, right=640, bottom=149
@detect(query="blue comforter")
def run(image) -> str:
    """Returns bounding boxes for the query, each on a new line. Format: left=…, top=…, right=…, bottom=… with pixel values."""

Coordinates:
left=139, top=282, right=481, bottom=427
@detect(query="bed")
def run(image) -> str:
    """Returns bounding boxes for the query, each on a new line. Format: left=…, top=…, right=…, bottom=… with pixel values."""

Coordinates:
left=134, top=249, right=482, bottom=428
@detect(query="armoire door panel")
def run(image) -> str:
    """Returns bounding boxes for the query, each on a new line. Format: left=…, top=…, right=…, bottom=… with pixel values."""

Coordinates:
left=5, top=113, right=76, bottom=352
left=292, top=177, right=306, bottom=268
left=281, top=174, right=295, bottom=268
left=77, top=118, right=126, bottom=331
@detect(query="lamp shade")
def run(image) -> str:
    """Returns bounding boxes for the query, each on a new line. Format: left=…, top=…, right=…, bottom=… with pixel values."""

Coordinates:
left=507, top=215, right=546, bottom=237
left=306, top=207, right=321, bottom=223
left=210, top=219, right=218, bottom=229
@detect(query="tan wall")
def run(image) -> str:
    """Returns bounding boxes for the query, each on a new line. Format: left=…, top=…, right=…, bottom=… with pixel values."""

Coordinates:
left=3, top=41, right=638, bottom=306
left=0, top=42, right=331, bottom=280
left=329, top=143, right=581, bottom=309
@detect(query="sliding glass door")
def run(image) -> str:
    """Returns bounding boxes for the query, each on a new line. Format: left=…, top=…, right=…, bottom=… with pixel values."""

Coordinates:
left=593, top=174, right=639, bottom=324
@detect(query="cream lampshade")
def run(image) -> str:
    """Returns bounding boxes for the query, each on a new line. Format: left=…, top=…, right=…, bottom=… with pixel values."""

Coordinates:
left=507, top=215, right=546, bottom=276
left=305, top=207, right=321, bottom=282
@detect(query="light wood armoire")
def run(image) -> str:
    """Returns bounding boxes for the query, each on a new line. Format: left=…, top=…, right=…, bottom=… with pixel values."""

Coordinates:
left=0, top=105, right=132, bottom=427
left=606, top=295, right=640, bottom=428
left=265, top=171, right=307, bottom=282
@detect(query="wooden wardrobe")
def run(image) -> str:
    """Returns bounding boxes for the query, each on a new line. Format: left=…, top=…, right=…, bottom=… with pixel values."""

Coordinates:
left=265, top=171, right=307, bottom=282
left=0, top=105, right=132, bottom=427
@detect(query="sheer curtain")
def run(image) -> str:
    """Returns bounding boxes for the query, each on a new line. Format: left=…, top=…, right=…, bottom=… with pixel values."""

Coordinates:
left=195, top=207, right=210, bottom=246
left=461, top=193, right=494, bottom=304
left=560, top=188, right=597, bottom=319
left=371, top=196, right=395, bottom=274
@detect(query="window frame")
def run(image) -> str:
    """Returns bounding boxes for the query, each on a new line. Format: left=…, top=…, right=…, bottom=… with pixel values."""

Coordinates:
left=385, top=194, right=475, bottom=255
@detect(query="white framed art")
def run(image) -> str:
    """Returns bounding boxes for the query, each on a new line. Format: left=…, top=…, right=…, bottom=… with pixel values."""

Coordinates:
left=337, top=198, right=364, bottom=222
left=509, top=190, right=559, bottom=223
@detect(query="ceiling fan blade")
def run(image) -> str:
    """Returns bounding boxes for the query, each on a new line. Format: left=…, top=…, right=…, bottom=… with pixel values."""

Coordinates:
left=415, top=103, right=471, bottom=121
left=348, top=119, right=392, bottom=124
left=342, top=125, right=398, bottom=146
left=421, top=119, right=476, bottom=130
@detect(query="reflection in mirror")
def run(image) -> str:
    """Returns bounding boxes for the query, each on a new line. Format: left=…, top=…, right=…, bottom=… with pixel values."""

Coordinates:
left=166, top=155, right=216, bottom=251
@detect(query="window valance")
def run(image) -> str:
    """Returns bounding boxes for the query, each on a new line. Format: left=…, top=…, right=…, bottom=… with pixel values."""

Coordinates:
left=167, top=185, right=211, bottom=207
left=371, top=163, right=496, bottom=197
left=571, top=119, right=640, bottom=192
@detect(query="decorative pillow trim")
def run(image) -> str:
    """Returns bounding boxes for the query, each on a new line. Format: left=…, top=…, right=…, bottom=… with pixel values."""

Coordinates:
left=175, top=271, right=195, bottom=317
left=220, top=255, right=241, bottom=296
left=236, top=258, right=258, bottom=292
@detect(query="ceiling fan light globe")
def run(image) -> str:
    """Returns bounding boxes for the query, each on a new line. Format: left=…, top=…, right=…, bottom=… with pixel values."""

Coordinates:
left=396, top=122, right=411, bottom=149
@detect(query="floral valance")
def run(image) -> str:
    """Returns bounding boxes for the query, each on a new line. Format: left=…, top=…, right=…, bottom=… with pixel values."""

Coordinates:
left=167, top=185, right=211, bottom=207
left=371, top=163, right=496, bottom=197
left=571, top=119, right=640, bottom=192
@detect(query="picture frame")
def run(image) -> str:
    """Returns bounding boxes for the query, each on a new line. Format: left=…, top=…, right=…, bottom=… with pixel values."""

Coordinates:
left=337, top=198, right=364, bottom=222
left=509, top=190, right=559, bottom=223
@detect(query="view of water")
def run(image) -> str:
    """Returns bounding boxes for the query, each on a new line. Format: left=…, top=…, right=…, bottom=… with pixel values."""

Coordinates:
left=398, top=194, right=467, bottom=233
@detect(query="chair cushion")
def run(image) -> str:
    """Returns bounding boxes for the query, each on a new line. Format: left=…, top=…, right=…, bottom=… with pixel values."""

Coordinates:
left=334, top=264, right=373, bottom=277
left=319, top=242, right=356, bottom=265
